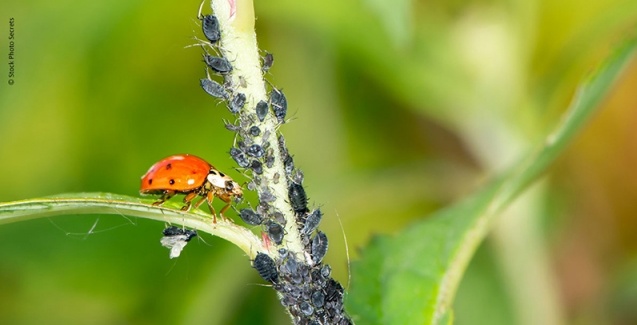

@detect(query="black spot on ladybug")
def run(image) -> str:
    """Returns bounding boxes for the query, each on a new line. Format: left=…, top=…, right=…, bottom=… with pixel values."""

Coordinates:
left=165, top=163, right=172, bottom=170
left=219, top=172, right=226, bottom=177
left=169, top=179, right=175, bottom=185
left=210, top=170, right=218, bottom=175
left=148, top=179, right=153, bottom=185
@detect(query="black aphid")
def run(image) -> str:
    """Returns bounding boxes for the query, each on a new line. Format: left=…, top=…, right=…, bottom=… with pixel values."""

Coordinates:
left=269, top=88, right=287, bottom=123
left=162, top=226, right=197, bottom=240
left=249, top=125, right=260, bottom=136
left=250, top=159, right=263, bottom=175
left=253, top=252, right=278, bottom=283
left=284, top=155, right=295, bottom=175
left=302, top=208, right=322, bottom=235
left=266, top=220, right=285, bottom=245
left=255, top=100, right=268, bottom=122
left=262, top=52, right=274, bottom=72
left=300, top=301, right=314, bottom=316
left=265, top=148, right=275, bottom=168
left=311, top=291, right=325, bottom=308
left=160, top=226, right=197, bottom=259
left=288, top=182, right=308, bottom=214
left=260, top=188, right=276, bottom=203
left=228, top=93, right=246, bottom=114
left=239, top=208, right=263, bottom=226
left=200, top=78, right=227, bottom=99
left=201, top=15, right=220, bottom=43
left=278, top=134, right=289, bottom=158
left=230, top=147, right=250, bottom=168
left=311, top=231, right=328, bottom=264
left=204, top=55, right=232, bottom=74
left=246, top=144, right=264, bottom=158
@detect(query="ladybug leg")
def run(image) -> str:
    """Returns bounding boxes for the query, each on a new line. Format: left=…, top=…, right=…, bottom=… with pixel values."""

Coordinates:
left=153, top=190, right=175, bottom=206
left=218, top=196, right=234, bottom=223
left=201, top=191, right=218, bottom=223
left=181, top=192, right=198, bottom=211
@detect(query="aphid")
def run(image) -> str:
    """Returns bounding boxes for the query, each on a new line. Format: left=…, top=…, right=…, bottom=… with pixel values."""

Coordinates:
left=278, top=134, right=289, bottom=158
left=140, top=154, right=243, bottom=222
left=229, top=147, right=250, bottom=168
left=300, top=302, right=314, bottom=316
left=200, top=78, right=227, bottom=99
left=269, top=88, right=287, bottom=123
left=204, top=54, right=233, bottom=74
left=302, top=208, right=322, bottom=235
left=281, top=254, right=298, bottom=275
left=311, top=231, right=328, bottom=264
left=239, top=208, right=263, bottom=226
left=201, top=15, right=220, bottom=43
left=160, top=226, right=197, bottom=259
left=249, top=126, right=260, bottom=136
left=325, top=278, right=344, bottom=301
left=320, top=264, right=331, bottom=278
left=288, top=182, right=309, bottom=214
left=228, top=93, right=246, bottom=114
left=262, top=52, right=274, bottom=72
left=162, top=226, right=198, bottom=239
left=273, top=172, right=280, bottom=184
left=284, top=155, right=295, bottom=175
left=264, top=148, right=275, bottom=168
left=311, top=291, right=325, bottom=308
left=250, top=160, right=263, bottom=175
left=260, top=188, right=276, bottom=203
left=255, top=100, right=268, bottom=122
left=291, top=169, right=304, bottom=185
left=266, top=220, right=285, bottom=245
left=223, top=120, right=241, bottom=132
left=246, top=144, right=264, bottom=158
left=253, top=252, right=278, bottom=283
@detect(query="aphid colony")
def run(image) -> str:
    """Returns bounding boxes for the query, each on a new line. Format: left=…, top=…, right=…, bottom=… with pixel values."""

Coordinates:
left=140, top=8, right=350, bottom=323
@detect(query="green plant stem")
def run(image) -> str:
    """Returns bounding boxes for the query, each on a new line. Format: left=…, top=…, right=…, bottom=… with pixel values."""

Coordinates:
left=0, top=193, right=263, bottom=258
left=209, top=0, right=306, bottom=256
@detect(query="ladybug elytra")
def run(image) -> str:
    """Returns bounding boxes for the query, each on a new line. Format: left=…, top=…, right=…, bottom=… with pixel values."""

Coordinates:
left=140, top=154, right=242, bottom=222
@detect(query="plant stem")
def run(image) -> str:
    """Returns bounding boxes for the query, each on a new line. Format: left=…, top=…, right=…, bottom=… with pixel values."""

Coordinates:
left=0, top=194, right=264, bottom=258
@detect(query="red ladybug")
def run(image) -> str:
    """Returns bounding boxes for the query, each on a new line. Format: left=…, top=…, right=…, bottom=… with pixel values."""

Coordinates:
left=140, top=154, right=243, bottom=222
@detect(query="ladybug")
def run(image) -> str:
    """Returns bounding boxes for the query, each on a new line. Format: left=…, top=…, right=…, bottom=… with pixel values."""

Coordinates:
left=140, top=154, right=243, bottom=222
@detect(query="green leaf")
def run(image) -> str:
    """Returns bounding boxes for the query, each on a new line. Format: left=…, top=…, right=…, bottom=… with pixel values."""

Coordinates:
left=346, top=38, right=637, bottom=324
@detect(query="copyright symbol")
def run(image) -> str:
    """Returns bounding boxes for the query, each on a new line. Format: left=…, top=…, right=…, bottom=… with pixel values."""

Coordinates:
left=8, top=79, right=14, bottom=85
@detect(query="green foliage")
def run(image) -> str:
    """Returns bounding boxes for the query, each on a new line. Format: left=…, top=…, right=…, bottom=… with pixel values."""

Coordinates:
left=346, top=38, right=637, bottom=324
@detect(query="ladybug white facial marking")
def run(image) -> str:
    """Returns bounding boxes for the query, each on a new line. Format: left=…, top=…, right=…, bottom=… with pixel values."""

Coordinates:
left=207, top=171, right=228, bottom=188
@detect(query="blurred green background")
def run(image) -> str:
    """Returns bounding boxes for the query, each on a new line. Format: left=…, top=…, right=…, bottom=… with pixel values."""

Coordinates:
left=0, top=0, right=636, bottom=324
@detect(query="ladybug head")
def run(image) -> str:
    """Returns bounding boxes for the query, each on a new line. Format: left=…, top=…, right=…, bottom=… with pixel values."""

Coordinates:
left=226, top=180, right=243, bottom=199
